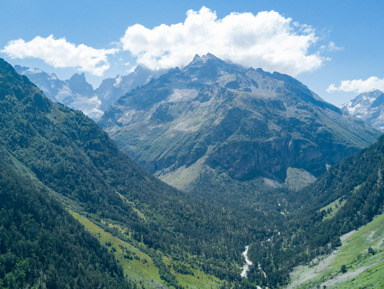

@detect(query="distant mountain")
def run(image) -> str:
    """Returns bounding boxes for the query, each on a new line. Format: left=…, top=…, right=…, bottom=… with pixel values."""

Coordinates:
left=99, top=53, right=380, bottom=194
left=15, top=65, right=164, bottom=120
left=96, top=66, right=166, bottom=111
left=341, top=89, right=384, bottom=131
left=14, top=65, right=102, bottom=119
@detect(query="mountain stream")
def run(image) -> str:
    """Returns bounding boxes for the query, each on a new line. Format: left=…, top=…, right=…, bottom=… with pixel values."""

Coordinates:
left=240, top=245, right=253, bottom=278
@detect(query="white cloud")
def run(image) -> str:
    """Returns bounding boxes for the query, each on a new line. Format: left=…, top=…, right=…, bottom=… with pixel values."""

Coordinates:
left=321, top=41, right=343, bottom=52
left=120, top=7, right=325, bottom=76
left=2, top=35, right=117, bottom=76
left=327, top=77, right=384, bottom=94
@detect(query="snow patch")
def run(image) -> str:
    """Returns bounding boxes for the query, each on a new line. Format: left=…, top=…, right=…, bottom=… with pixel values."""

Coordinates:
left=168, top=89, right=198, bottom=102
left=26, top=67, right=43, bottom=74
left=70, top=95, right=103, bottom=120
left=118, top=109, right=137, bottom=125
left=114, top=75, right=123, bottom=87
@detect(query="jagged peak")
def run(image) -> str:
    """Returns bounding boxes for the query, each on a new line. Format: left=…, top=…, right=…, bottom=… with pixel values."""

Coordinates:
left=67, top=72, right=94, bottom=94
left=189, top=53, right=223, bottom=65
left=69, top=72, right=87, bottom=82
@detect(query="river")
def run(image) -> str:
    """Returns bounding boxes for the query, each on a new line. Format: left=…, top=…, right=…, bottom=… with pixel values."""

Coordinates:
left=240, top=245, right=253, bottom=278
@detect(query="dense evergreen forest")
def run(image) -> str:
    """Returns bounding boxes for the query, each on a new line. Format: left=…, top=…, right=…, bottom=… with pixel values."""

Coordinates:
left=1, top=57, right=384, bottom=288
left=0, top=151, right=132, bottom=288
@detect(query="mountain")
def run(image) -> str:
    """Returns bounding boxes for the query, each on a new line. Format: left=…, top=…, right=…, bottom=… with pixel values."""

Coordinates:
left=1, top=58, right=302, bottom=288
left=3, top=57, right=384, bottom=288
left=14, top=65, right=103, bottom=120
left=95, top=65, right=165, bottom=111
left=15, top=65, right=165, bottom=121
left=14, top=65, right=65, bottom=102
left=341, top=89, right=384, bottom=131
left=99, top=53, right=380, bottom=194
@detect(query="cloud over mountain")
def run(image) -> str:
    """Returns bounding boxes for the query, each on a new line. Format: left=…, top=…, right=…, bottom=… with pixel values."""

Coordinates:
left=2, top=35, right=117, bottom=76
left=327, top=76, right=384, bottom=93
left=120, top=7, right=324, bottom=76
left=2, top=7, right=330, bottom=77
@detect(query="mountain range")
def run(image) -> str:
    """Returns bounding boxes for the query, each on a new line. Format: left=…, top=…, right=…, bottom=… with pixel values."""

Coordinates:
left=99, top=53, right=380, bottom=195
left=1, top=57, right=296, bottom=288
left=3, top=55, right=384, bottom=288
left=14, top=65, right=164, bottom=120
left=341, top=89, right=384, bottom=131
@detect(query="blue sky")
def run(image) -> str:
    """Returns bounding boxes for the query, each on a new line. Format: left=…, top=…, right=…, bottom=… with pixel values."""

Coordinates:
left=1, top=0, right=384, bottom=106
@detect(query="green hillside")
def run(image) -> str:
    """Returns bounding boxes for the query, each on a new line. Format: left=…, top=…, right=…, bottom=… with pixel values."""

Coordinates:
left=287, top=212, right=384, bottom=288
left=276, top=134, right=384, bottom=288
left=0, top=148, right=131, bottom=289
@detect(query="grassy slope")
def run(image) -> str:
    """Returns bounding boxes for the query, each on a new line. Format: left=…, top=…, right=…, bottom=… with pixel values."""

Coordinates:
left=319, top=198, right=346, bottom=221
left=69, top=210, right=222, bottom=289
left=286, top=212, right=384, bottom=288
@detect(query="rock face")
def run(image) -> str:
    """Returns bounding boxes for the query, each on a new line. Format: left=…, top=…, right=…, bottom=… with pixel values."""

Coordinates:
left=341, top=90, right=384, bottom=131
left=14, top=65, right=164, bottom=120
left=99, top=54, right=380, bottom=194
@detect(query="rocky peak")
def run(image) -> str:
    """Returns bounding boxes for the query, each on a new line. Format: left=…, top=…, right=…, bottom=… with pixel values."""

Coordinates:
left=180, top=53, right=245, bottom=84
left=68, top=73, right=94, bottom=97
left=190, top=53, right=222, bottom=65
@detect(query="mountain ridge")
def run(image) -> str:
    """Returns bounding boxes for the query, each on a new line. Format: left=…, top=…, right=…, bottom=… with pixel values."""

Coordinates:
left=14, top=64, right=165, bottom=120
left=99, top=53, right=380, bottom=194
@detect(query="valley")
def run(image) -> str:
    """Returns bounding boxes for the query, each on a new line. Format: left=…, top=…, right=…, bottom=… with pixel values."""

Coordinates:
left=1, top=50, right=384, bottom=289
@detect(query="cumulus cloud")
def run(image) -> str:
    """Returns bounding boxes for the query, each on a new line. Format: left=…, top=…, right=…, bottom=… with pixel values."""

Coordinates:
left=2, top=35, right=117, bottom=76
left=120, top=7, right=325, bottom=75
left=327, top=77, right=384, bottom=94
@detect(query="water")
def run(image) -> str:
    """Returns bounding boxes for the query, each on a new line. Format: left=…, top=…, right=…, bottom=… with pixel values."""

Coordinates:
left=240, top=245, right=253, bottom=278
